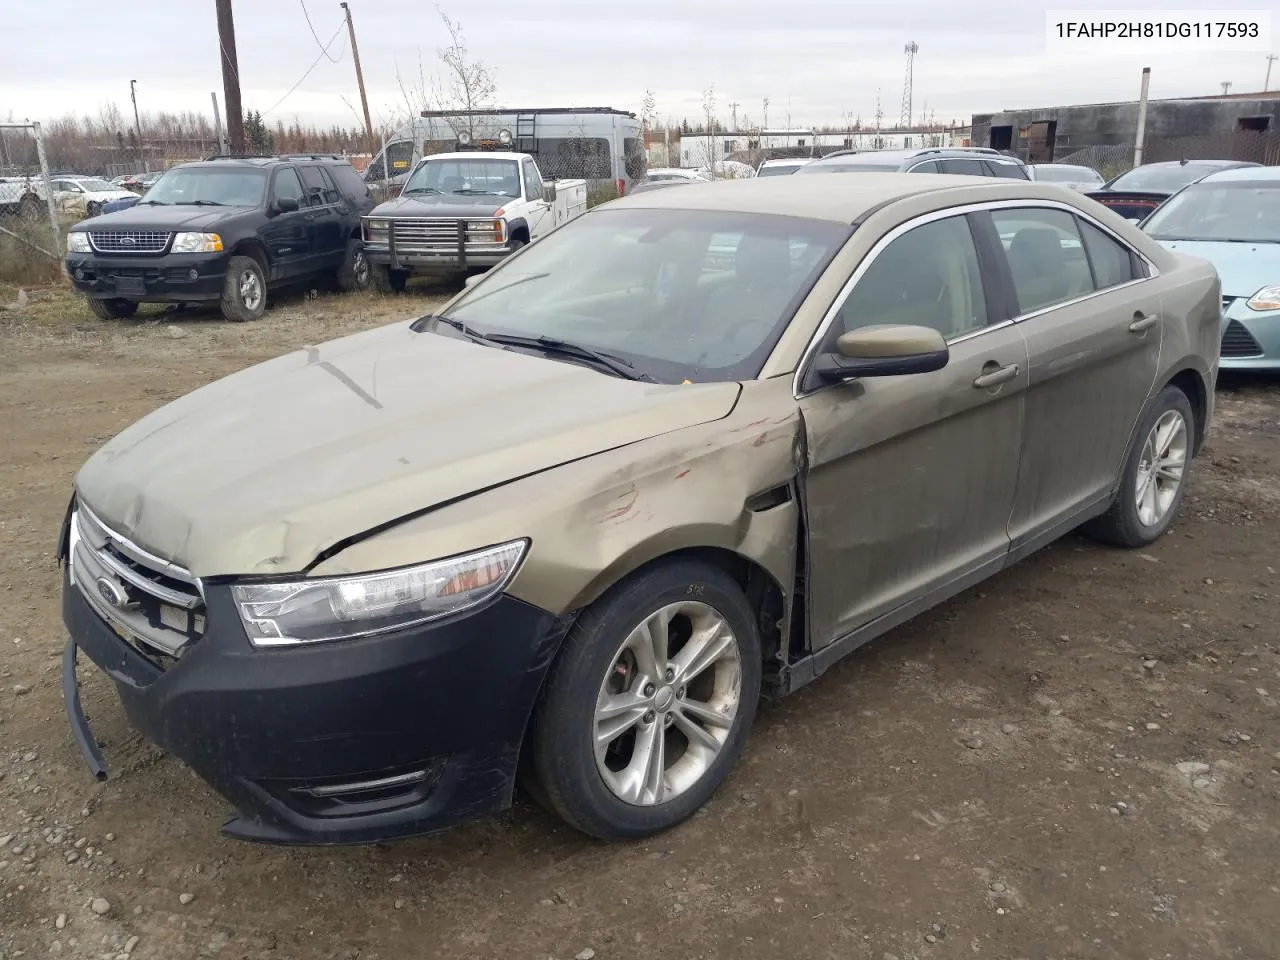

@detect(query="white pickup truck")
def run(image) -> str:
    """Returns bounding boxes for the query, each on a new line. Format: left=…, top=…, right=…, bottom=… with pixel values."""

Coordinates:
left=361, top=151, right=587, bottom=291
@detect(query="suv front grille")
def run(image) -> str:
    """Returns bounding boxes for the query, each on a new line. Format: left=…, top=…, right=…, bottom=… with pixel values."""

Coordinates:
left=1221, top=319, right=1264, bottom=358
left=68, top=503, right=204, bottom=668
left=88, top=231, right=172, bottom=254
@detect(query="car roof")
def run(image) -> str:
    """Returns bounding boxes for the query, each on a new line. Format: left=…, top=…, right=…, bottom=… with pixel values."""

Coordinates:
left=761, top=158, right=811, bottom=165
left=808, top=148, right=1022, bottom=166
left=421, top=151, right=526, bottom=162
left=1030, top=162, right=1093, bottom=170
left=607, top=171, right=1079, bottom=223
left=1128, top=159, right=1255, bottom=171
left=1196, top=165, right=1280, bottom=182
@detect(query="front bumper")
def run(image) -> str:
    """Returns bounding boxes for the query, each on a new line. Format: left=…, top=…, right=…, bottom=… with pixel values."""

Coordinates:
left=61, top=571, right=571, bottom=845
left=65, top=252, right=227, bottom=302
left=364, top=241, right=514, bottom=274
left=1220, top=308, right=1280, bottom=371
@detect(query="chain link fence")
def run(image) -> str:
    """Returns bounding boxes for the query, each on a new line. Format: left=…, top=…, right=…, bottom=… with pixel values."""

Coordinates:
left=1047, top=131, right=1280, bottom=179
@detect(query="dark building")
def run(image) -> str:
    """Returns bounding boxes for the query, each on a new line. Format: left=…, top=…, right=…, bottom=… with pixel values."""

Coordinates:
left=972, top=91, right=1280, bottom=166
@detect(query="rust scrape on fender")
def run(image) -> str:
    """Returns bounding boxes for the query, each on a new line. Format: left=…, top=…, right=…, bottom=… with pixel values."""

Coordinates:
left=309, top=378, right=805, bottom=623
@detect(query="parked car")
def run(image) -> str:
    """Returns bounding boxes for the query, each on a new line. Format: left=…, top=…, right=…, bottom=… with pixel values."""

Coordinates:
left=1028, top=163, right=1105, bottom=192
left=50, top=176, right=139, bottom=219
left=1141, top=164, right=1280, bottom=370
left=63, top=155, right=376, bottom=322
left=628, top=178, right=700, bottom=195
left=0, top=175, right=47, bottom=218
left=100, top=194, right=141, bottom=215
left=58, top=174, right=1218, bottom=845
left=641, top=167, right=712, bottom=184
left=1084, top=159, right=1258, bottom=222
left=796, top=147, right=1030, bottom=179
left=362, top=150, right=587, bottom=290
left=756, top=158, right=813, bottom=176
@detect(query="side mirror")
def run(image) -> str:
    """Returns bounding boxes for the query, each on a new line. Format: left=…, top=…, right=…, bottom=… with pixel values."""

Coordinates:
left=274, top=196, right=300, bottom=214
left=463, top=272, right=484, bottom=288
left=543, top=182, right=556, bottom=202
left=814, top=324, right=949, bottom=382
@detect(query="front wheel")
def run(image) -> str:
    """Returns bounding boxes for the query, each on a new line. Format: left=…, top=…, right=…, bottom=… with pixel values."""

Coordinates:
left=371, top=263, right=408, bottom=294
left=220, top=255, right=267, bottom=322
left=1084, top=384, right=1195, bottom=547
left=525, top=559, right=762, bottom=840
left=85, top=201, right=101, bottom=219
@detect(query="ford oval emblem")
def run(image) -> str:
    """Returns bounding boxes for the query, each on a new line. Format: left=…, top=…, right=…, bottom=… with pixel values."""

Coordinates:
left=95, top=576, right=129, bottom=609
left=121, top=236, right=136, bottom=244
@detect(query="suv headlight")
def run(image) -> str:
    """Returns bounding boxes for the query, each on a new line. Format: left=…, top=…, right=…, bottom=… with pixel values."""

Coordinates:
left=1246, top=284, right=1280, bottom=311
left=171, top=232, right=223, bottom=253
left=231, top=539, right=528, bottom=646
left=66, top=232, right=91, bottom=253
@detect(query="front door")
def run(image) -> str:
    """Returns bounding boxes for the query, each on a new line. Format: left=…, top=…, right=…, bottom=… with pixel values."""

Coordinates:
left=798, top=211, right=1028, bottom=646
left=521, top=160, right=552, bottom=238
left=985, top=206, right=1163, bottom=546
left=261, top=167, right=311, bottom=280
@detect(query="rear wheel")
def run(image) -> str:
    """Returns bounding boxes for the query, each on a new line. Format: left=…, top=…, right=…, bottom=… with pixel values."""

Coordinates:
left=336, top=238, right=372, bottom=292
left=371, top=264, right=408, bottom=294
left=220, top=255, right=267, bottom=322
left=1085, top=385, right=1194, bottom=547
left=525, top=559, right=761, bottom=840
left=85, top=297, right=138, bottom=321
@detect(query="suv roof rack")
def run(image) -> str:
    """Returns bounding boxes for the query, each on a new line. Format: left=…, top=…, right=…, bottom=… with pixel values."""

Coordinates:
left=912, top=146, right=1004, bottom=157
left=817, top=148, right=859, bottom=159
left=201, top=153, right=349, bottom=162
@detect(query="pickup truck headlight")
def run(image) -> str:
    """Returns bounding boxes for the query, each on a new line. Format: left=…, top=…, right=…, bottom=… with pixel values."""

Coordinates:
left=467, top=219, right=505, bottom=244
left=231, top=539, right=528, bottom=646
left=1246, top=284, right=1280, bottom=311
left=364, top=218, right=390, bottom=242
left=171, top=232, right=223, bottom=253
left=66, top=232, right=91, bottom=253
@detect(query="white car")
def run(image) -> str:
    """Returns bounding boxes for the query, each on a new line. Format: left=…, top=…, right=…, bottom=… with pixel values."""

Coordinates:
left=756, top=158, right=813, bottom=177
left=642, top=167, right=712, bottom=184
left=49, top=176, right=138, bottom=219
left=1027, top=163, right=1105, bottom=193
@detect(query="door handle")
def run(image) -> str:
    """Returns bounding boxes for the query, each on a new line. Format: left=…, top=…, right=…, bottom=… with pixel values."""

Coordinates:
left=1129, top=312, right=1158, bottom=333
left=973, top=363, right=1020, bottom=389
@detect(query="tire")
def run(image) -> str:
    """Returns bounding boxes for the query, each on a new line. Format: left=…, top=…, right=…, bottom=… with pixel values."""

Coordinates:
left=510, top=235, right=528, bottom=254
left=336, top=238, right=372, bottom=292
left=1084, top=384, right=1195, bottom=548
left=220, top=255, right=267, bottom=322
left=525, top=558, right=762, bottom=840
left=85, top=201, right=101, bottom=219
left=371, top=264, right=408, bottom=294
left=85, top=297, right=138, bottom=321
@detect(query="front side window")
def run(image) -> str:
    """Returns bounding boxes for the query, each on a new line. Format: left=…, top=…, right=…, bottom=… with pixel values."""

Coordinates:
left=909, top=160, right=940, bottom=173
left=833, top=215, right=988, bottom=341
left=441, top=208, right=850, bottom=383
left=522, top=161, right=543, bottom=201
left=991, top=208, right=1094, bottom=313
left=404, top=158, right=521, bottom=198
left=271, top=168, right=305, bottom=205
left=1142, top=180, right=1280, bottom=244
left=142, top=168, right=268, bottom=207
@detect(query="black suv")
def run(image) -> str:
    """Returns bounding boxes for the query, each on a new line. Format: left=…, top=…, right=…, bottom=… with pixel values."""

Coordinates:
left=65, top=155, right=376, bottom=322
left=796, top=147, right=1030, bottom=179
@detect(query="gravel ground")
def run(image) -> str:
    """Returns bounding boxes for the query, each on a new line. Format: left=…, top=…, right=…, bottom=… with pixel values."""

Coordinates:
left=1, top=284, right=1278, bottom=960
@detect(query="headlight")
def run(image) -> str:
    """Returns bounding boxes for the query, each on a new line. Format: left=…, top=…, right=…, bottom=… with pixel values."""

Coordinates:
left=363, top=218, right=389, bottom=242
left=171, top=232, right=223, bottom=253
left=466, top=219, right=504, bottom=243
left=231, top=539, right=528, bottom=647
left=1246, top=284, right=1280, bottom=311
left=66, top=232, right=91, bottom=253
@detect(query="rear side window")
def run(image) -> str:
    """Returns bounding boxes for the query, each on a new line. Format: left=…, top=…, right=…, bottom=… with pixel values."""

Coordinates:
left=992, top=208, right=1095, bottom=313
left=1078, top=218, right=1138, bottom=288
left=939, top=158, right=990, bottom=176
left=298, top=166, right=330, bottom=207
left=986, top=160, right=1028, bottom=179
left=328, top=163, right=371, bottom=201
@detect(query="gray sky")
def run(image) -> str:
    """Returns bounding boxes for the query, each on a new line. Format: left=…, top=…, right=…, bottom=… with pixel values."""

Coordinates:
left=4, top=1, right=1278, bottom=131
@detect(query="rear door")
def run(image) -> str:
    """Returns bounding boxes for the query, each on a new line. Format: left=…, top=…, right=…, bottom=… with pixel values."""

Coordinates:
left=261, top=167, right=310, bottom=280
left=984, top=203, right=1163, bottom=552
left=797, top=210, right=1028, bottom=646
left=298, top=164, right=344, bottom=268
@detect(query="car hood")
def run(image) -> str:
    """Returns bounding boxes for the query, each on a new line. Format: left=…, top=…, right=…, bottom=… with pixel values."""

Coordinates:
left=1157, top=239, right=1280, bottom=298
left=74, top=323, right=742, bottom=577
left=370, top=195, right=511, bottom=219
left=83, top=189, right=140, bottom=202
left=72, top=204, right=248, bottom=231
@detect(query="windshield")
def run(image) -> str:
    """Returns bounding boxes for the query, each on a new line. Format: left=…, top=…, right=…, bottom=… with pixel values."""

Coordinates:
left=1108, top=164, right=1225, bottom=193
left=798, top=161, right=900, bottom=174
left=142, top=168, right=267, bottom=206
left=440, top=207, right=849, bottom=383
left=1142, top=181, right=1280, bottom=242
left=1035, top=166, right=1098, bottom=183
left=405, top=158, right=521, bottom=197
left=79, top=179, right=117, bottom=192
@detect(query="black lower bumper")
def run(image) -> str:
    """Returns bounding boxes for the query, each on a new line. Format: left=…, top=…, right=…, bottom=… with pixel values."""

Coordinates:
left=61, top=573, right=571, bottom=844
left=65, top=252, right=227, bottom=302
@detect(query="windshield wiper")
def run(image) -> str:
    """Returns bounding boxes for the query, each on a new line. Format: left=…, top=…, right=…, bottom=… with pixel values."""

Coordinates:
left=452, top=188, right=500, bottom=195
left=178, top=200, right=225, bottom=206
left=423, top=314, right=491, bottom=344
left=476, top=333, right=656, bottom=382
left=403, top=186, right=442, bottom=195
left=137, top=200, right=170, bottom=205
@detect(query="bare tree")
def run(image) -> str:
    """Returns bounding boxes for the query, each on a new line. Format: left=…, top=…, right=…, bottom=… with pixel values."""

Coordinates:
left=434, top=7, right=497, bottom=139
left=701, top=84, right=718, bottom=174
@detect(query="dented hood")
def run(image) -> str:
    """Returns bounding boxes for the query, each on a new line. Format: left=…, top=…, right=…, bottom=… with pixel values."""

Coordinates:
left=74, top=323, right=741, bottom=577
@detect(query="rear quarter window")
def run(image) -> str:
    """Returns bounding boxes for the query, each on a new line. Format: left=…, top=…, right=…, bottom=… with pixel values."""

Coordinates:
left=328, top=163, right=372, bottom=201
left=986, top=160, right=1029, bottom=179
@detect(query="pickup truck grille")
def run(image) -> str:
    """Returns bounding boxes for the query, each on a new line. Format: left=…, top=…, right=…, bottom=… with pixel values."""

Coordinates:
left=390, top=218, right=503, bottom=251
left=1221, top=320, right=1264, bottom=359
left=88, top=231, right=172, bottom=254
left=68, top=503, right=204, bottom=669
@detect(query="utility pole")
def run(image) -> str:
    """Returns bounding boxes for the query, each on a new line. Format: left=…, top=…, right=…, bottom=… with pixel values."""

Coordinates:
left=1134, top=67, right=1152, bottom=167
left=761, top=97, right=769, bottom=132
left=729, top=101, right=739, bottom=132
left=1220, top=81, right=1232, bottom=95
left=129, top=80, right=147, bottom=172
left=340, top=2, right=376, bottom=151
left=1265, top=54, right=1278, bottom=91
left=215, top=0, right=245, bottom=154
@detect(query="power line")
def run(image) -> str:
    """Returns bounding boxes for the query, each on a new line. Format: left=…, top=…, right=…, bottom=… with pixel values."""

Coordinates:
left=262, top=22, right=346, bottom=116
left=299, top=0, right=341, bottom=63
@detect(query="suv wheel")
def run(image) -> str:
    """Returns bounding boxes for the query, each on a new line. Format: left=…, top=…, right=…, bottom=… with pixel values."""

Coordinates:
left=372, top=264, right=408, bottom=294
left=525, top=559, right=762, bottom=840
left=220, top=255, right=267, bottom=322
left=85, top=297, right=138, bottom=321
left=336, top=238, right=372, bottom=292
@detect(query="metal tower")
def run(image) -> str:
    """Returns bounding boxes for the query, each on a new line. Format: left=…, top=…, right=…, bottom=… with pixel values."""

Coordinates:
left=900, top=41, right=918, bottom=129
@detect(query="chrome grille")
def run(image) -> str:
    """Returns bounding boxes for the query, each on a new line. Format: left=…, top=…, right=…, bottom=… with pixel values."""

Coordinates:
left=1221, top=319, right=1264, bottom=359
left=68, top=503, right=204, bottom=666
left=389, top=218, right=502, bottom=252
left=88, top=231, right=172, bottom=254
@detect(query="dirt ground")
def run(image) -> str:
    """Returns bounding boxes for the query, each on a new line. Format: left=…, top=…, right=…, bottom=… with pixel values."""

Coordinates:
left=1, top=283, right=1278, bottom=960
